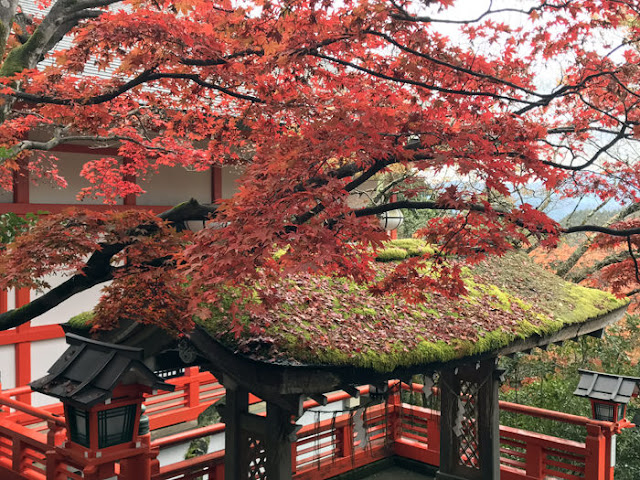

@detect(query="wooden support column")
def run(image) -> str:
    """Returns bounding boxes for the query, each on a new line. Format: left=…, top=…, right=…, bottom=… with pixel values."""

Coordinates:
left=0, top=290, right=7, bottom=313
left=15, top=288, right=31, bottom=404
left=265, top=401, right=294, bottom=479
left=438, top=367, right=460, bottom=478
left=12, top=160, right=29, bottom=204
left=211, top=165, right=222, bottom=203
left=223, top=379, right=250, bottom=480
left=436, top=358, right=501, bottom=480
left=477, top=360, right=500, bottom=479
left=222, top=373, right=300, bottom=479
left=122, top=157, right=137, bottom=206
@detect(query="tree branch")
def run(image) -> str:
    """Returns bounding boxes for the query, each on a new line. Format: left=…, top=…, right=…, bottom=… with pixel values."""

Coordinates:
left=389, top=1, right=571, bottom=25
left=567, top=250, right=630, bottom=283
left=311, top=52, right=536, bottom=106
left=0, top=199, right=216, bottom=331
left=353, top=199, right=491, bottom=218
left=6, top=70, right=264, bottom=105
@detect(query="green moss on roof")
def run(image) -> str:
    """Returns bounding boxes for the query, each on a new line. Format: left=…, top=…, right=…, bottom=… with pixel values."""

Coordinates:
left=198, top=241, right=628, bottom=372
left=67, top=311, right=95, bottom=331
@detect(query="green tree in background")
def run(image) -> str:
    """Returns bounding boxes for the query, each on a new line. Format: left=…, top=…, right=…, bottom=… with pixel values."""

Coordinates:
left=499, top=315, right=640, bottom=480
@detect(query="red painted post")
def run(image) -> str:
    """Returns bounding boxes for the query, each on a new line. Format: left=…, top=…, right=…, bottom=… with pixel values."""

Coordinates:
left=150, top=446, right=160, bottom=478
left=603, top=431, right=615, bottom=480
left=45, top=450, right=60, bottom=480
left=11, top=437, right=22, bottom=473
left=427, top=413, right=440, bottom=456
left=291, top=442, right=298, bottom=473
left=120, top=433, right=152, bottom=480
left=525, top=442, right=544, bottom=478
left=214, top=462, right=225, bottom=480
left=339, top=423, right=354, bottom=458
left=15, top=288, right=32, bottom=404
left=585, top=423, right=606, bottom=480
left=47, top=420, right=66, bottom=446
left=387, top=382, right=402, bottom=442
left=212, top=165, right=223, bottom=202
left=185, top=367, right=200, bottom=409
left=0, top=290, right=6, bottom=313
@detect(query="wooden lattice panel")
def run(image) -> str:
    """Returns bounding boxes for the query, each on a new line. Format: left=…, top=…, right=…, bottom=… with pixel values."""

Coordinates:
left=457, top=380, right=480, bottom=469
left=246, top=435, right=267, bottom=479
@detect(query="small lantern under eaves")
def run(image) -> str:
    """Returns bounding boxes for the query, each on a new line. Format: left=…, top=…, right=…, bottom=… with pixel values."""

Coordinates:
left=573, top=369, right=640, bottom=422
left=31, top=333, right=174, bottom=453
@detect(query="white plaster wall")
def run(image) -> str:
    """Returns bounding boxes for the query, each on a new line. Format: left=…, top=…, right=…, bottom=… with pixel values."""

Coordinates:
left=4, top=288, right=16, bottom=310
left=0, top=190, right=11, bottom=202
left=30, top=274, right=105, bottom=327
left=346, top=179, right=378, bottom=209
left=30, top=153, right=120, bottom=205
left=138, top=167, right=211, bottom=206
left=31, top=338, right=68, bottom=406
left=221, top=166, right=243, bottom=199
left=0, top=345, right=16, bottom=390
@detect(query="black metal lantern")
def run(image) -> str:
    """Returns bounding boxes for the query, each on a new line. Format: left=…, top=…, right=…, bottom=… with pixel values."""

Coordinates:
left=573, top=369, right=640, bottom=422
left=31, top=334, right=174, bottom=452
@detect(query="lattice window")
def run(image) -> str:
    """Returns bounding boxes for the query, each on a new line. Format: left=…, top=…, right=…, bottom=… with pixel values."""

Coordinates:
left=456, top=380, right=480, bottom=469
left=246, top=435, right=267, bottom=479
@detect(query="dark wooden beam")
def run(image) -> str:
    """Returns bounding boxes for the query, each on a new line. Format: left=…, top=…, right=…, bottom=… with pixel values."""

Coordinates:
left=496, top=306, right=626, bottom=357
left=343, top=385, right=360, bottom=399
left=310, top=394, right=328, bottom=406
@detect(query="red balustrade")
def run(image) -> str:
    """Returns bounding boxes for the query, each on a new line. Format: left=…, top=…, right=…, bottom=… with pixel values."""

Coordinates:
left=144, top=367, right=225, bottom=430
left=0, top=377, right=624, bottom=480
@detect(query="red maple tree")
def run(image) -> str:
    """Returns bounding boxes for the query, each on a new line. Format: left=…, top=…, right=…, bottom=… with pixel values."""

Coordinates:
left=1, top=0, right=640, bottom=333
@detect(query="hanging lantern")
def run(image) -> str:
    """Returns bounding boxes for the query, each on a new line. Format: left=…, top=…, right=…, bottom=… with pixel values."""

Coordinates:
left=378, top=209, right=404, bottom=231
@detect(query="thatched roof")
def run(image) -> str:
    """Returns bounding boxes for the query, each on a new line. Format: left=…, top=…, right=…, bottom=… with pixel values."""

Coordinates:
left=196, top=240, right=628, bottom=373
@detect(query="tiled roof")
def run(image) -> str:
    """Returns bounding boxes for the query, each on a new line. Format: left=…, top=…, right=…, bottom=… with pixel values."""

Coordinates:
left=30, top=333, right=174, bottom=407
left=574, top=369, right=640, bottom=404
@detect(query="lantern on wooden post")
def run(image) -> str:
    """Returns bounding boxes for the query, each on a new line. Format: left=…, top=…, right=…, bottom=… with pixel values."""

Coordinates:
left=573, top=369, right=640, bottom=423
left=31, top=333, right=174, bottom=479
left=574, top=369, right=639, bottom=473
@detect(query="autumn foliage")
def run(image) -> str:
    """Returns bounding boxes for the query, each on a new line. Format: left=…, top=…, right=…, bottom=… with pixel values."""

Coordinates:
left=2, top=0, right=640, bottom=332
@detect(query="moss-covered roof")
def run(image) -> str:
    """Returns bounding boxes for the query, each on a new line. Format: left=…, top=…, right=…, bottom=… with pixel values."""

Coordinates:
left=198, top=240, right=628, bottom=372
left=69, top=239, right=628, bottom=373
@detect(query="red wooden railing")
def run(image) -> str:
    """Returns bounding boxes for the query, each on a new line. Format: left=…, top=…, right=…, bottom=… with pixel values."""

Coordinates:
left=0, top=376, right=624, bottom=480
left=144, top=367, right=225, bottom=430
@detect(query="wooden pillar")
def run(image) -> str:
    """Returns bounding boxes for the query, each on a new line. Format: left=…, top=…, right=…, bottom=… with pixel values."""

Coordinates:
left=477, top=360, right=500, bottom=479
left=12, top=160, right=29, bottom=204
left=584, top=423, right=606, bottom=480
left=223, top=379, right=250, bottom=480
left=15, top=289, right=31, bottom=404
left=0, top=290, right=7, bottom=313
left=436, top=358, right=501, bottom=480
left=119, top=433, right=153, bottom=480
left=122, top=157, right=137, bottom=206
left=212, top=165, right=222, bottom=203
left=438, top=367, right=460, bottom=478
left=265, top=401, right=294, bottom=479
